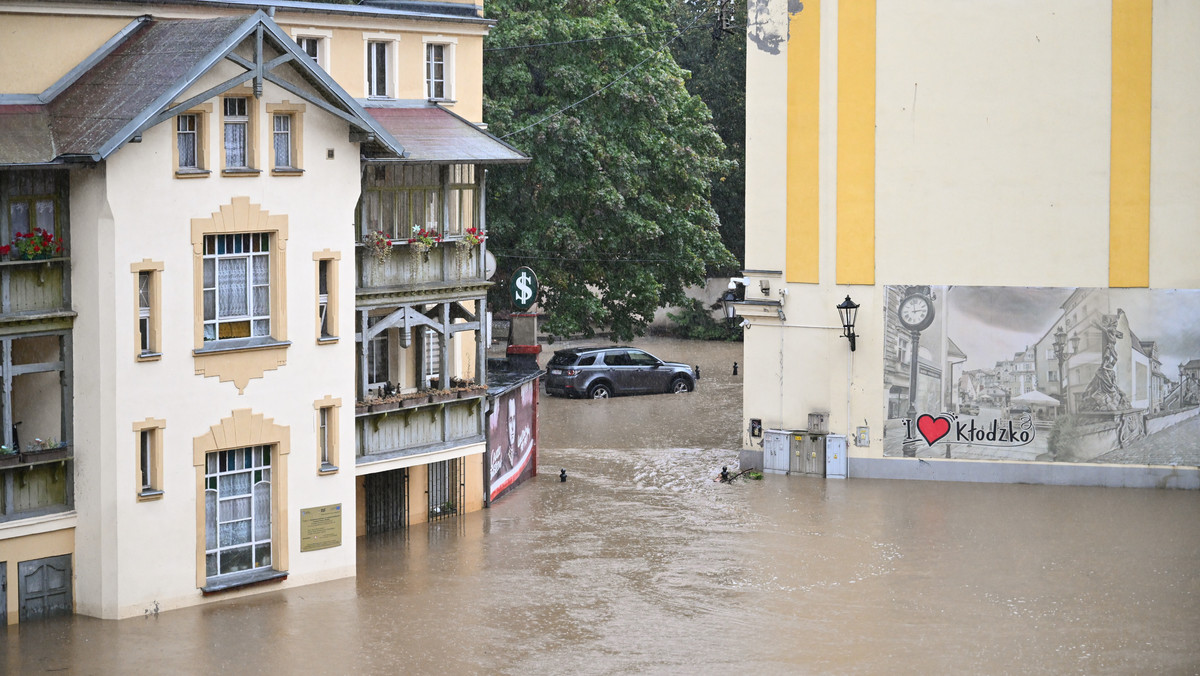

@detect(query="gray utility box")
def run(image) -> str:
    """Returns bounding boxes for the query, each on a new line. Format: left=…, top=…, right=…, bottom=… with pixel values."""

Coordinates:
left=791, top=432, right=826, bottom=477
left=763, top=429, right=793, bottom=474
left=825, top=434, right=847, bottom=479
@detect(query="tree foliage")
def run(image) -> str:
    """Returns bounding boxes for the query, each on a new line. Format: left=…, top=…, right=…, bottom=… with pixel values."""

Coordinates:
left=670, top=0, right=746, bottom=268
left=484, top=0, right=736, bottom=341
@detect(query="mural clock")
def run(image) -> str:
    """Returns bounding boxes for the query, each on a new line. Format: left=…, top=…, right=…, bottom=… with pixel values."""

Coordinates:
left=898, top=291, right=935, bottom=333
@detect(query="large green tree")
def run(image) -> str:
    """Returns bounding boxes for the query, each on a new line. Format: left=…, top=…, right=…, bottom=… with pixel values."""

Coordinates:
left=484, top=0, right=736, bottom=340
left=670, top=0, right=745, bottom=267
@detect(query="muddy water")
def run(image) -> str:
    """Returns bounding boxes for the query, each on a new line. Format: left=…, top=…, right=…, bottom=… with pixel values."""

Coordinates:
left=5, top=338, right=1199, bottom=675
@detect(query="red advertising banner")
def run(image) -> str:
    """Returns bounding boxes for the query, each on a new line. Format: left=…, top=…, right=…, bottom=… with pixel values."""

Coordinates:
left=488, top=380, right=538, bottom=502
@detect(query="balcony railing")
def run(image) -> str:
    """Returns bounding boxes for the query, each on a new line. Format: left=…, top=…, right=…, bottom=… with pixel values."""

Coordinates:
left=355, top=390, right=486, bottom=463
left=0, top=258, right=69, bottom=318
left=357, top=242, right=485, bottom=291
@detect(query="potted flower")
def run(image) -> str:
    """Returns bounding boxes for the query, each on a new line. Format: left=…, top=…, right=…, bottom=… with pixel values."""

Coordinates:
left=407, top=226, right=440, bottom=261
left=13, top=227, right=63, bottom=260
left=20, top=436, right=69, bottom=463
left=364, top=230, right=393, bottom=267
left=454, top=227, right=484, bottom=269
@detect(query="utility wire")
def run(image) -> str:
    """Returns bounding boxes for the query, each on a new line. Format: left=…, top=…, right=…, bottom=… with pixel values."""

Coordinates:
left=497, top=10, right=710, bottom=141
left=495, top=252, right=677, bottom=263
left=484, top=27, right=684, bottom=52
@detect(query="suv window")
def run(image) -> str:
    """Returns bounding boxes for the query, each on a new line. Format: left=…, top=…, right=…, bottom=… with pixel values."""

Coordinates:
left=549, top=353, right=576, bottom=367
left=577, top=355, right=596, bottom=366
left=604, top=351, right=632, bottom=366
left=628, top=350, right=659, bottom=366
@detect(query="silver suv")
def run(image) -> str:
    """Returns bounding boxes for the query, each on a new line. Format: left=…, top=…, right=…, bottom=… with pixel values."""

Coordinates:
left=544, top=347, right=697, bottom=399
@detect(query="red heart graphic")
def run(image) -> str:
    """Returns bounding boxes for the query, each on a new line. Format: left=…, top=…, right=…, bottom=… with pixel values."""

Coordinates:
left=917, top=414, right=951, bottom=445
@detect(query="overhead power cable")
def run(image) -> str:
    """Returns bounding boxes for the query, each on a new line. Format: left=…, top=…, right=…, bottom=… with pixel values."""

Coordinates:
left=483, top=27, right=683, bottom=52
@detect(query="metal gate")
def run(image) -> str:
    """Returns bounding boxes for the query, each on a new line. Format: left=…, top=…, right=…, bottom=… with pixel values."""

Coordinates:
left=18, top=554, right=71, bottom=622
left=365, top=468, right=409, bottom=534
left=427, top=458, right=464, bottom=522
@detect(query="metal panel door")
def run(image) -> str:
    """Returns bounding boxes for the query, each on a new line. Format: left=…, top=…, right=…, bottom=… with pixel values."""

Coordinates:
left=763, top=430, right=790, bottom=473
left=19, top=554, right=71, bottom=621
left=365, top=468, right=408, bottom=534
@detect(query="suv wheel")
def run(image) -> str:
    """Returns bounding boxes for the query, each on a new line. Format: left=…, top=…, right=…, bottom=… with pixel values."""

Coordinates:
left=588, top=383, right=612, bottom=399
left=670, top=377, right=692, bottom=394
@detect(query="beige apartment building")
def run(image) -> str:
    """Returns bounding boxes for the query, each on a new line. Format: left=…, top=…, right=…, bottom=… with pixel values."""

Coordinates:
left=0, top=0, right=525, bottom=624
left=740, top=0, right=1199, bottom=487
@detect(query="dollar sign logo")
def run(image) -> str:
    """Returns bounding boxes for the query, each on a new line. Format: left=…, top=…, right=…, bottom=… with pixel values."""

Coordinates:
left=514, top=271, right=533, bottom=306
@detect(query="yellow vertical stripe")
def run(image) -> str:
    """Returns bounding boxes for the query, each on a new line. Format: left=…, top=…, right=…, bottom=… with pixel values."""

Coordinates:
left=786, top=0, right=820, bottom=284
left=1109, top=0, right=1152, bottom=287
left=836, top=0, right=876, bottom=285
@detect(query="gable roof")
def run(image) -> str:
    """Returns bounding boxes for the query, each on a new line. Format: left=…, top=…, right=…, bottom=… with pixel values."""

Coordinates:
left=0, top=11, right=405, bottom=166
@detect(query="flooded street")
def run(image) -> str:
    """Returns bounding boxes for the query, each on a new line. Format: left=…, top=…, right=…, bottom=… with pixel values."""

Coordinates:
left=5, top=338, right=1200, bottom=674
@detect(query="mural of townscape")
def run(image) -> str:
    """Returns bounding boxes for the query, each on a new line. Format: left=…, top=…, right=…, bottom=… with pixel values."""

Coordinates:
left=882, top=286, right=1200, bottom=466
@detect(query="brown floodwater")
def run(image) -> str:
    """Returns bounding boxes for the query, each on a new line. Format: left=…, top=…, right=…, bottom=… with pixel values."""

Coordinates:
left=4, top=338, right=1199, bottom=675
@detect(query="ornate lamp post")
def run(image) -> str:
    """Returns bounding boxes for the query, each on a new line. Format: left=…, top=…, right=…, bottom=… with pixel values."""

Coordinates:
left=1052, top=328, right=1079, bottom=414
left=837, top=295, right=859, bottom=352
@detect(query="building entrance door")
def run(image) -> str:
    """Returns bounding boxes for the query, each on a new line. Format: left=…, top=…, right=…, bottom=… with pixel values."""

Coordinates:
left=365, top=468, right=408, bottom=534
left=18, top=554, right=71, bottom=621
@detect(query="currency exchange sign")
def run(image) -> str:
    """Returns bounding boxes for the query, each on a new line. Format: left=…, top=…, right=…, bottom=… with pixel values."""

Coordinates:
left=509, top=266, right=539, bottom=311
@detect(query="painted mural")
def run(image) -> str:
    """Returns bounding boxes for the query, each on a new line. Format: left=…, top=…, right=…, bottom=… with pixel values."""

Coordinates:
left=883, top=286, right=1200, bottom=466
left=487, top=379, right=538, bottom=502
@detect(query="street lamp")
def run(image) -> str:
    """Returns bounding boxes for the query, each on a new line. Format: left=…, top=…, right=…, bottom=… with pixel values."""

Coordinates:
left=837, top=295, right=859, bottom=352
left=720, top=289, right=738, bottom=321
left=1052, top=327, right=1072, bottom=412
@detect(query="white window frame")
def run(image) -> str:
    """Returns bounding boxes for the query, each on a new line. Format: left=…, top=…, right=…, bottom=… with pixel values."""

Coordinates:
left=318, top=407, right=330, bottom=466
left=422, top=36, right=456, bottom=102
left=366, top=315, right=390, bottom=388
left=204, top=446, right=272, bottom=580
left=138, top=271, right=152, bottom=354
left=177, top=114, right=199, bottom=169
left=223, top=97, right=249, bottom=169
left=423, top=326, right=441, bottom=387
left=364, top=33, right=400, bottom=99
left=140, top=430, right=152, bottom=492
left=317, top=259, right=330, bottom=339
left=202, top=233, right=272, bottom=343
left=273, top=114, right=293, bottom=169
left=292, top=28, right=332, bottom=69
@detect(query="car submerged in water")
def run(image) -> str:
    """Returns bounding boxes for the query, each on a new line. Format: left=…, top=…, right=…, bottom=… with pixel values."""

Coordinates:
left=544, top=346, right=697, bottom=399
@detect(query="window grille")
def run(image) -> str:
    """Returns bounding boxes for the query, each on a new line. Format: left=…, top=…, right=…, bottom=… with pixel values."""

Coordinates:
left=427, top=458, right=463, bottom=521
left=178, top=114, right=198, bottom=168
left=223, top=97, right=248, bottom=168
left=202, top=233, right=270, bottom=342
left=204, top=446, right=272, bottom=579
left=426, top=44, right=445, bottom=99
left=273, top=114, right=292, bottom=169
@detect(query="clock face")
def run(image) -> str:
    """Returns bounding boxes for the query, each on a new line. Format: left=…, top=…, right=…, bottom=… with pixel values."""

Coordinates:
left=898, top=294, right=934, bottom=331
left=900, top=297, right=928, bottom=325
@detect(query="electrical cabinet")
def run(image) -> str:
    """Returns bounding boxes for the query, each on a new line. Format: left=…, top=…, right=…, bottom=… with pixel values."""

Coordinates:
left=791, top=432, right=826, bottom=476
left=825, top=434, right=847, bottom=479
left=763, top=429, right=792, bottom=474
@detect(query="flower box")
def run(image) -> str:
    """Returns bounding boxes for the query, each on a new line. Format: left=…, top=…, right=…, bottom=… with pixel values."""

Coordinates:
left=369, top=400, right=400, bottom=414
left=427, top=391, right=457, bottom=404
left=400, top=395, right=427, bottom=409
left=20, top=443, right=70, bottom=464
left=0, top=452, right=21, bottom=468
left=355, top=403, right=370, bottom=415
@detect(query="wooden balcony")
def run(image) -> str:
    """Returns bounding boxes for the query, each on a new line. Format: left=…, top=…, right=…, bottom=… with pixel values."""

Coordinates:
left=355, top=390, right=486, bottom=464
left=0, top=258, right=71, bottom=328
left=357, top=242, right=487, bottom=297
